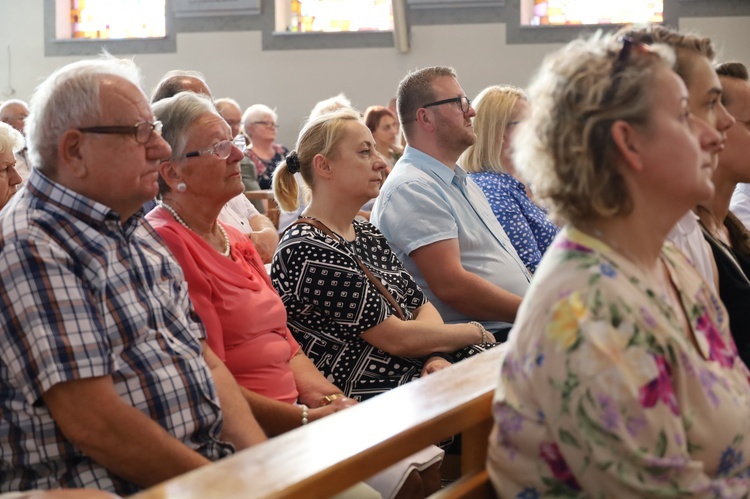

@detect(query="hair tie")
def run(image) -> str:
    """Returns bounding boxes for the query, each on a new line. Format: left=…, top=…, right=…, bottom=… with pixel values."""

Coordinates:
left=286, top=151, right=300, bottom=174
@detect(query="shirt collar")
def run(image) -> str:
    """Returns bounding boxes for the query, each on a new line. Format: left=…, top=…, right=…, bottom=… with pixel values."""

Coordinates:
left=402, top=145, right=468, bottom=187
left=26, top=168, right=143, bottom=235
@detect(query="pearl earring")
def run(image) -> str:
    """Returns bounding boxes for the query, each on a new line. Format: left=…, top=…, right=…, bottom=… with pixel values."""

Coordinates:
left=176, top=182, right=187, bottom=193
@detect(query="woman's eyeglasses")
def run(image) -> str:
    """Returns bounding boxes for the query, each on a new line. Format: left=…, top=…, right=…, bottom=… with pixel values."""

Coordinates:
left=184, top=140, right=234, bottom=160
left=252, top=121, right=279, bottom=130
left=78, top=120, right=163, bottom=144
left=601, top=36, right=655, bottom=106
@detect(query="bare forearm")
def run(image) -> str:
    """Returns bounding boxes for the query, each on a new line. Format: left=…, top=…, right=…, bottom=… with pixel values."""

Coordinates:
left=44, top=379, right=211, bottom=489
left=433, top=271, right=521, bottom=323
left=201, top=342, right=266, bottom=448
left=239, top=387, right=304, bottom=436
left=290, top=353, right=342, bottom=407
left=361, top=317, right=484, bottom=358
left=249, top=215, right=277, bottom=233
left=209, top=358, right=267, bottom=449
left=411, top=302, right=444, bottom=325
left=81, top=408, right=211, bottom=487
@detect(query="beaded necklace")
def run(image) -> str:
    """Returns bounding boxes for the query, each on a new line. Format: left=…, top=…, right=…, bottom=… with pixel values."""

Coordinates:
left=158, top=201, right=231, bottom=257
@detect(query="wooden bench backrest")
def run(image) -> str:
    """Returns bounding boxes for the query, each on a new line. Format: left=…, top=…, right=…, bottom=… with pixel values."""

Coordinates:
left=133, top=346, right=504, bottom=499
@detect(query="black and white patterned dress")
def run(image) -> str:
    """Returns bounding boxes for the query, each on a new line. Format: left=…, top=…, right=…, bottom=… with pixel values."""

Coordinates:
left=272, top=219, right=487, bottom=401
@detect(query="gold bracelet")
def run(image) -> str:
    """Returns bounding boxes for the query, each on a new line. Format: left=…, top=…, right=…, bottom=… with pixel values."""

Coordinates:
left=321, top=393, right=345, bottom=407
left=469, top=321, right=488, bottom=344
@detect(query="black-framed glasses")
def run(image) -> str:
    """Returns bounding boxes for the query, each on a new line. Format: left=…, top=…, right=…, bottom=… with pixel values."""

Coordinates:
left=252, top=121, right=279, bottom=130
left=184, top=139, right=234, bottom=160
left=601, top=36, right=655, bottom=106
left=421, top=96, right=472, bottom=114
left=78, top=121, right=163, bottom=144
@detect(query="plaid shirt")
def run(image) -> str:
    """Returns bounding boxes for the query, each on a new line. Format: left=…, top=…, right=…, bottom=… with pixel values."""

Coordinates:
left=0, top=170, right=233, bottom=495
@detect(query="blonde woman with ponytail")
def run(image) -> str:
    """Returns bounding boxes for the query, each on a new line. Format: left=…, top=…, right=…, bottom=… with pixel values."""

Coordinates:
left=272, top=109, right=499, bottom=401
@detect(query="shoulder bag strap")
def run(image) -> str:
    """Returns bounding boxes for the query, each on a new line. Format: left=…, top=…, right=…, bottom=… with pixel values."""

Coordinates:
left=287, top=218, right=406, bottom=320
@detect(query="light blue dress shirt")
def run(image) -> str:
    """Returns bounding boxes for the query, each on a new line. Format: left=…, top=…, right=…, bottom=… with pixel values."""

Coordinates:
left=371, top=146, right=531, bottom=332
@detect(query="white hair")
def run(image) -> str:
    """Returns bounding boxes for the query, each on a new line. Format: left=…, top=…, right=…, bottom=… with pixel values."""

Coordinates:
left=0, top=122, right=24, bottom=156
left=242, top=104, right=278, bottom=136
left=308, top=93, right=353, bottom=120
left=26, top=56, right=142, bottom=173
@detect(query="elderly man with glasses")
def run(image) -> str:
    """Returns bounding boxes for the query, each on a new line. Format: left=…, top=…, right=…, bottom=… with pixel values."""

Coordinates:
left=0, top=57, right=266, bottom=496
left=371, top=66, right=531, bottom=339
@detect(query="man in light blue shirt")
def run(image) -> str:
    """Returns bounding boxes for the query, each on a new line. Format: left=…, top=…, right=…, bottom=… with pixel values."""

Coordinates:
left=371, top=66, right=530, bottom=337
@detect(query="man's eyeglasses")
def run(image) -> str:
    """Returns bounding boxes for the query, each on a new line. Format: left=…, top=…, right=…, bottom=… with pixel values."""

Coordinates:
left=78, top=121, right=163, bottom=145
left=252, top=121, right=279, bottom=130
left=184, top=140, right=234, bottom=160
left=421, top=96, right=472, bottom=114
left=601, top=36, right=655, bottom=106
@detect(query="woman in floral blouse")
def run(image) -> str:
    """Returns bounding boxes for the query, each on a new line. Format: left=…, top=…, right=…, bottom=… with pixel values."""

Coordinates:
left=487, top=30, right=750, bottom=497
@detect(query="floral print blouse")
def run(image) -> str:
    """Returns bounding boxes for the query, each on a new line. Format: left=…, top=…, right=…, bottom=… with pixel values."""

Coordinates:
left=488, top=226, right=750, bottom=498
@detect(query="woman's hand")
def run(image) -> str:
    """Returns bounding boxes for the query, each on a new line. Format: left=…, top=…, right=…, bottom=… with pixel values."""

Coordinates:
left=307, top=396, right=357, bottom=423
left=421, top=357, right=452, bottom=377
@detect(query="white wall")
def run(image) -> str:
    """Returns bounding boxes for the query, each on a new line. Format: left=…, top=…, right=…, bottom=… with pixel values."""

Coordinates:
left=1, top=1, right=749, bottom=146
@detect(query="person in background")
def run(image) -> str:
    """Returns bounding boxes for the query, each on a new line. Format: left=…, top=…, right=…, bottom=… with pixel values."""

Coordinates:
left=0, top=99, right=31, bottom=181
left=364, top=105, right=402, bottom=171
left=0, top=56, right=265, bottom=496
left=694, top=61, right=750, bottom=363
left=624, top=27, right=734, bottom=293
left=214, top=97, right=242, bottom=138
left=724, top=64, right=750, bottom=233
left=151, top=72, right=279, bottom=262
left=458, top=85, right=558, bottom=273
left=487, top=30, right=750, bottom=496
left=730, top=183, right=750, bottom=229
left=276, top=94, right=358, bottom=233
left=625, top=26, right=746, bottom=359
left=0, top=122, right=24, bottom=208
left=150, top=69, right=211, bottom=104
left=309, top=92, right=353, bottom=120
left=242, top=104, right=289, bottom=191
left=372, top=66, right=530, bottom=339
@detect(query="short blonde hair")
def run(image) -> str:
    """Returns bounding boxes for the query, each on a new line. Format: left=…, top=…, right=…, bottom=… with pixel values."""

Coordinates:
left=458, top=85, right=526, bottom=174
left=514, top=31, right=675, bottom=226
left=273, top=108, right=362, bottom=212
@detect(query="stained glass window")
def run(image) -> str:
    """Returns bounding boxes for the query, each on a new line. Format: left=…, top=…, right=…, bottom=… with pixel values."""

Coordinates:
left=280, top=0, right=394, bottom=33
left=66, top=0, right=166, bottom=40
left=522, top=0, right=663, bottom=26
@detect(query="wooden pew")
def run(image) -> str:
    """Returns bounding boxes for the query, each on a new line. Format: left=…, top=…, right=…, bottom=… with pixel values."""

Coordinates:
left=133, top=346, right=504, bottom=499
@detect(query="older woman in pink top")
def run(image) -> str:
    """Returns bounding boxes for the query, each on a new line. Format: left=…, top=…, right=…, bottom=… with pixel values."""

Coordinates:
left=146, top=91, right=355, bottom=435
